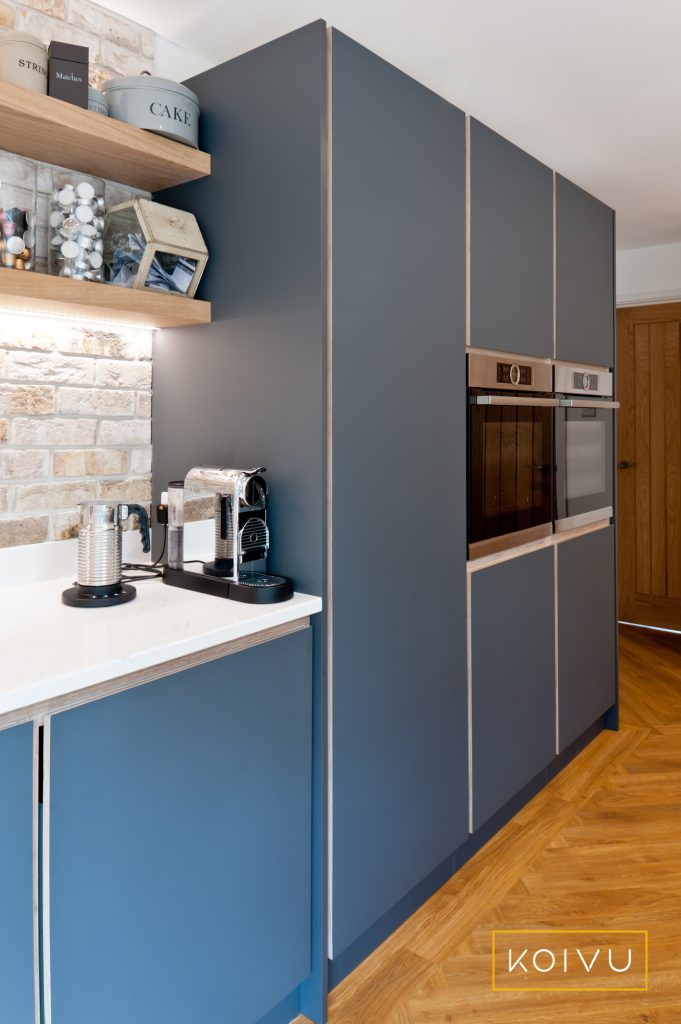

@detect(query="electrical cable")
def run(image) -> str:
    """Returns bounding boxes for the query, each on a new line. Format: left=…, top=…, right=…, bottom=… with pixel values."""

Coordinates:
left=121, top=524, right=167, bottom=583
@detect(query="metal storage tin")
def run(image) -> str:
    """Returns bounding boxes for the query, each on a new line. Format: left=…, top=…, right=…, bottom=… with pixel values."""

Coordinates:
left=87, top=86, right=108, bottom=116
left=0, top=31, right=48, bottom=94
left=101, top=74, right=199, bottom=148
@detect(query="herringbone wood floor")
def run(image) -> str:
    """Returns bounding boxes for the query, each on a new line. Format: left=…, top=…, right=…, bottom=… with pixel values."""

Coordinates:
left=328, top=624, right=681, bottom=1023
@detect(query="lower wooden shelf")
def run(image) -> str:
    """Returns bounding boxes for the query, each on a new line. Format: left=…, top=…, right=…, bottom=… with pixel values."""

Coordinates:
left=0, top=271, right=211, bottom=329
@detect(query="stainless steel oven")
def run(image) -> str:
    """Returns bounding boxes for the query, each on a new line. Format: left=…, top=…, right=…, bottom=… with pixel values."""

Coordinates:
left=554, top=362, right=619, bottom=533
left=468, top=352, right=557, bottom=558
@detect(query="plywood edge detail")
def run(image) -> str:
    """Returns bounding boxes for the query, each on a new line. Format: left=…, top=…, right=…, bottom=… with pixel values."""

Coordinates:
left=0, top=618, right=310, bottom=731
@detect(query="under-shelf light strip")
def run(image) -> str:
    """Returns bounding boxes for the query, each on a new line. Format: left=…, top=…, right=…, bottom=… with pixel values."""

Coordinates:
left=0, top=304, right=157, bottom=333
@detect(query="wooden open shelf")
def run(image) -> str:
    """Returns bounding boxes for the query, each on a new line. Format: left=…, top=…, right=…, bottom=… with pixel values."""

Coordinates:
left=0, top=81, right=211, bottom=192
left=0, top=272, right=211, bottom=329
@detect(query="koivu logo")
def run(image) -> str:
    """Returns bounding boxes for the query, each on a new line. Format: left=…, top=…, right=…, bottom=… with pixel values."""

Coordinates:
left=507, top=945, right=632, bottom=974
left=492, top=930, right=649, bottom=992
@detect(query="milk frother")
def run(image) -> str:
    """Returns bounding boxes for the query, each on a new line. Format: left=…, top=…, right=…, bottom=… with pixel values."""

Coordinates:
left=62, top=500, right=150, bottom=607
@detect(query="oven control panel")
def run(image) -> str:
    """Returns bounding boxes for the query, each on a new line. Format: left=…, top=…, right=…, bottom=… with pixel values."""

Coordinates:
left=497, top=362, right=533, bottom=386
left=554, top=362, right=613, bottom=398
left=573, top=371, right=599, bottom=391
left=468, top=350, right=553, bottom=392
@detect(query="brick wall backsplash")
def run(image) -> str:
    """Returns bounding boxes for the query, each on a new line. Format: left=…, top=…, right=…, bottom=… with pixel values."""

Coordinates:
left=0, top=1, right=166, bottom=548
left=0, top=316, right=153, bottom=547
left=0, top=0, right=154, bottom=87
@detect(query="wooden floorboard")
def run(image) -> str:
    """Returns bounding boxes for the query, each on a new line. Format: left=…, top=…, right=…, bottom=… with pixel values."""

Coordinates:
left=328, top=624, right=681, bottom=1023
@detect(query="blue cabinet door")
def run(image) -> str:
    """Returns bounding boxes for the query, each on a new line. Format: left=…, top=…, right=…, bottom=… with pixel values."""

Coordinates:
left=0, top=722, right=34, bottom=1024
left=558, top=526, right=617, bottom=751
left=471, top=549, right=556, bottom=830
left=556, top=174, right=615, bottom=368
left=470, top=118, right=554, bottom=358
left=49, top=630, right=312, bottom=1024
left=330, top=30, right=468, bottom=959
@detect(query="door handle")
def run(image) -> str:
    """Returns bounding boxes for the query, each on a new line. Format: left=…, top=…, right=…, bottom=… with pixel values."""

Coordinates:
left=560, top=399, right=620, bottom=409
left=618, top=460, right=637, bottom=470
left=469, top=395, right=559, bottom=407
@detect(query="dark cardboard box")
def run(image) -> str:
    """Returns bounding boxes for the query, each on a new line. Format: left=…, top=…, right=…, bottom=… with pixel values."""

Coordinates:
left=48, top=42, right=88, bottom=107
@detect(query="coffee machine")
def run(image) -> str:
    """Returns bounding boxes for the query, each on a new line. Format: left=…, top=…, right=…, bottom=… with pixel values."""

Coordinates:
left=163, top=466, right=293, bottom=603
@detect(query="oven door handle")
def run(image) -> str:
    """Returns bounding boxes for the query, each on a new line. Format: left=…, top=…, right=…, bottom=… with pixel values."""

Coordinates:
left=469, top=396, right=559, bottom=407
left=559, top=399, right=620, bottom=409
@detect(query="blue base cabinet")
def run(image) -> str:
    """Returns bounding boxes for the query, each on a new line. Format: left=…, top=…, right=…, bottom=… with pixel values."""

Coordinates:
left=0, top=722, right=35, bottom=1024
left=558, top=527, right=617, bottom=751
left=471, top=549, right=556, bottom=831
left=48, top=630, right=313, bottom=1024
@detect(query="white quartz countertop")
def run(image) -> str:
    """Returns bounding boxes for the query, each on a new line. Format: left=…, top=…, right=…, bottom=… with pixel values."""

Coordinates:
left=0, top=570, right=322, bottom=718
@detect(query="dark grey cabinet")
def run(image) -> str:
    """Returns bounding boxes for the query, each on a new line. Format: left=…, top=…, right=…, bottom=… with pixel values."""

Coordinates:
left=556, top=174, right=615, bottom=367
left=153, top=26, right=327, bottom=1019
left=330, top=30, right=468, bottom=961
left=471, top=548, right=556, bottom=830
left=49, top=632, right=313, bottom=1024
left=154, top=22, right=469, bottom=980
left=558, top=527, right=617, bottom=751
left=0, top=722, right=34, bottom=1024
left=470, top=118, right=553, bottom=358
left=150, top=17, right=618, bottom=1005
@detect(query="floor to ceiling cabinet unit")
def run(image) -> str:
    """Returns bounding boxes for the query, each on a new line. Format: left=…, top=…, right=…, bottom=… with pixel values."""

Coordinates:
left=556, top=173, right=615, bottom=367
left=148, top=17, right=617, bottom=1019
left=152, top=19, right=468, bottom=1007
left=152, top=23, right=327, bottom=1020
left=330, top=31, right=468, bottom=970
left=0, top=722, right=35, bottom=1024
left=469, top=118, right=553, bottom=358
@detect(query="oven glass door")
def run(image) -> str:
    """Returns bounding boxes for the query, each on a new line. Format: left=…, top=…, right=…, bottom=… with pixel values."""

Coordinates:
left=555, top=404, right=613, bottom=529
left=469, top=399, right=554, bottom=551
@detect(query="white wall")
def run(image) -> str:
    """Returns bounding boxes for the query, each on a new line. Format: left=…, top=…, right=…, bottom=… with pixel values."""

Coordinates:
left=155, top=35, right=211, bottom=82
left=617, top=243, right=681, bottom=307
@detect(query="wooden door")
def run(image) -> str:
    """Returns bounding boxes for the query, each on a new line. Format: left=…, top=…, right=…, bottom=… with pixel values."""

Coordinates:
left=617, top=303, right=681, bottom=628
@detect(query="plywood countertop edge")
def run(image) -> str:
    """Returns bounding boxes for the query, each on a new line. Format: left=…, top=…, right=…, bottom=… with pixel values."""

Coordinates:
left=0, top=617, right=310, bottom=731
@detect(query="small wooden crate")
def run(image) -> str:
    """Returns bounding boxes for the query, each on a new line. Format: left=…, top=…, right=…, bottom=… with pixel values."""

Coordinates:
left=103, top=197, right=208, bottom=298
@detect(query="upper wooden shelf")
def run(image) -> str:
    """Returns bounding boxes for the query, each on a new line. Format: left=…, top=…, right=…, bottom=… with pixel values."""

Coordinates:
left=0, top=271, right=211, bottom=329
left=0, top=81, right=211, bottom=192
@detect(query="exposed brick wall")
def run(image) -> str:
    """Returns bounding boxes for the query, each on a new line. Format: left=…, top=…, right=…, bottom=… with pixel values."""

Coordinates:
left=0, top=317, right=153, bottom=547
left=0, top=0, right=154, bottom=87
left=0, top=0, right=161, bottom=548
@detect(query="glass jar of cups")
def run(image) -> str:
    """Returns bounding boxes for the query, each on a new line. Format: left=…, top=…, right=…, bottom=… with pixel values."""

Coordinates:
left=48, top=170, right=106, bottom=281
left=0, top=155, right=37, bottom=271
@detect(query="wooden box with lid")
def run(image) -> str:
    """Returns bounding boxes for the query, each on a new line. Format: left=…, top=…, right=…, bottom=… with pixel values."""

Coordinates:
left=103, top=197, right=208, bottom=298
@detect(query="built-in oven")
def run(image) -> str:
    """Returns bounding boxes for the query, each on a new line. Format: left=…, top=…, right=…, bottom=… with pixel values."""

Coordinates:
left=468, top=351, right=557, bottom=559
left=554, top=362, right=619, bottom=533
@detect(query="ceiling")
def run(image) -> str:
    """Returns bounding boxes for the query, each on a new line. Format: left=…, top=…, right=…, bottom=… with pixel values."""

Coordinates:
left=99, top=0, right=681, bottom=250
